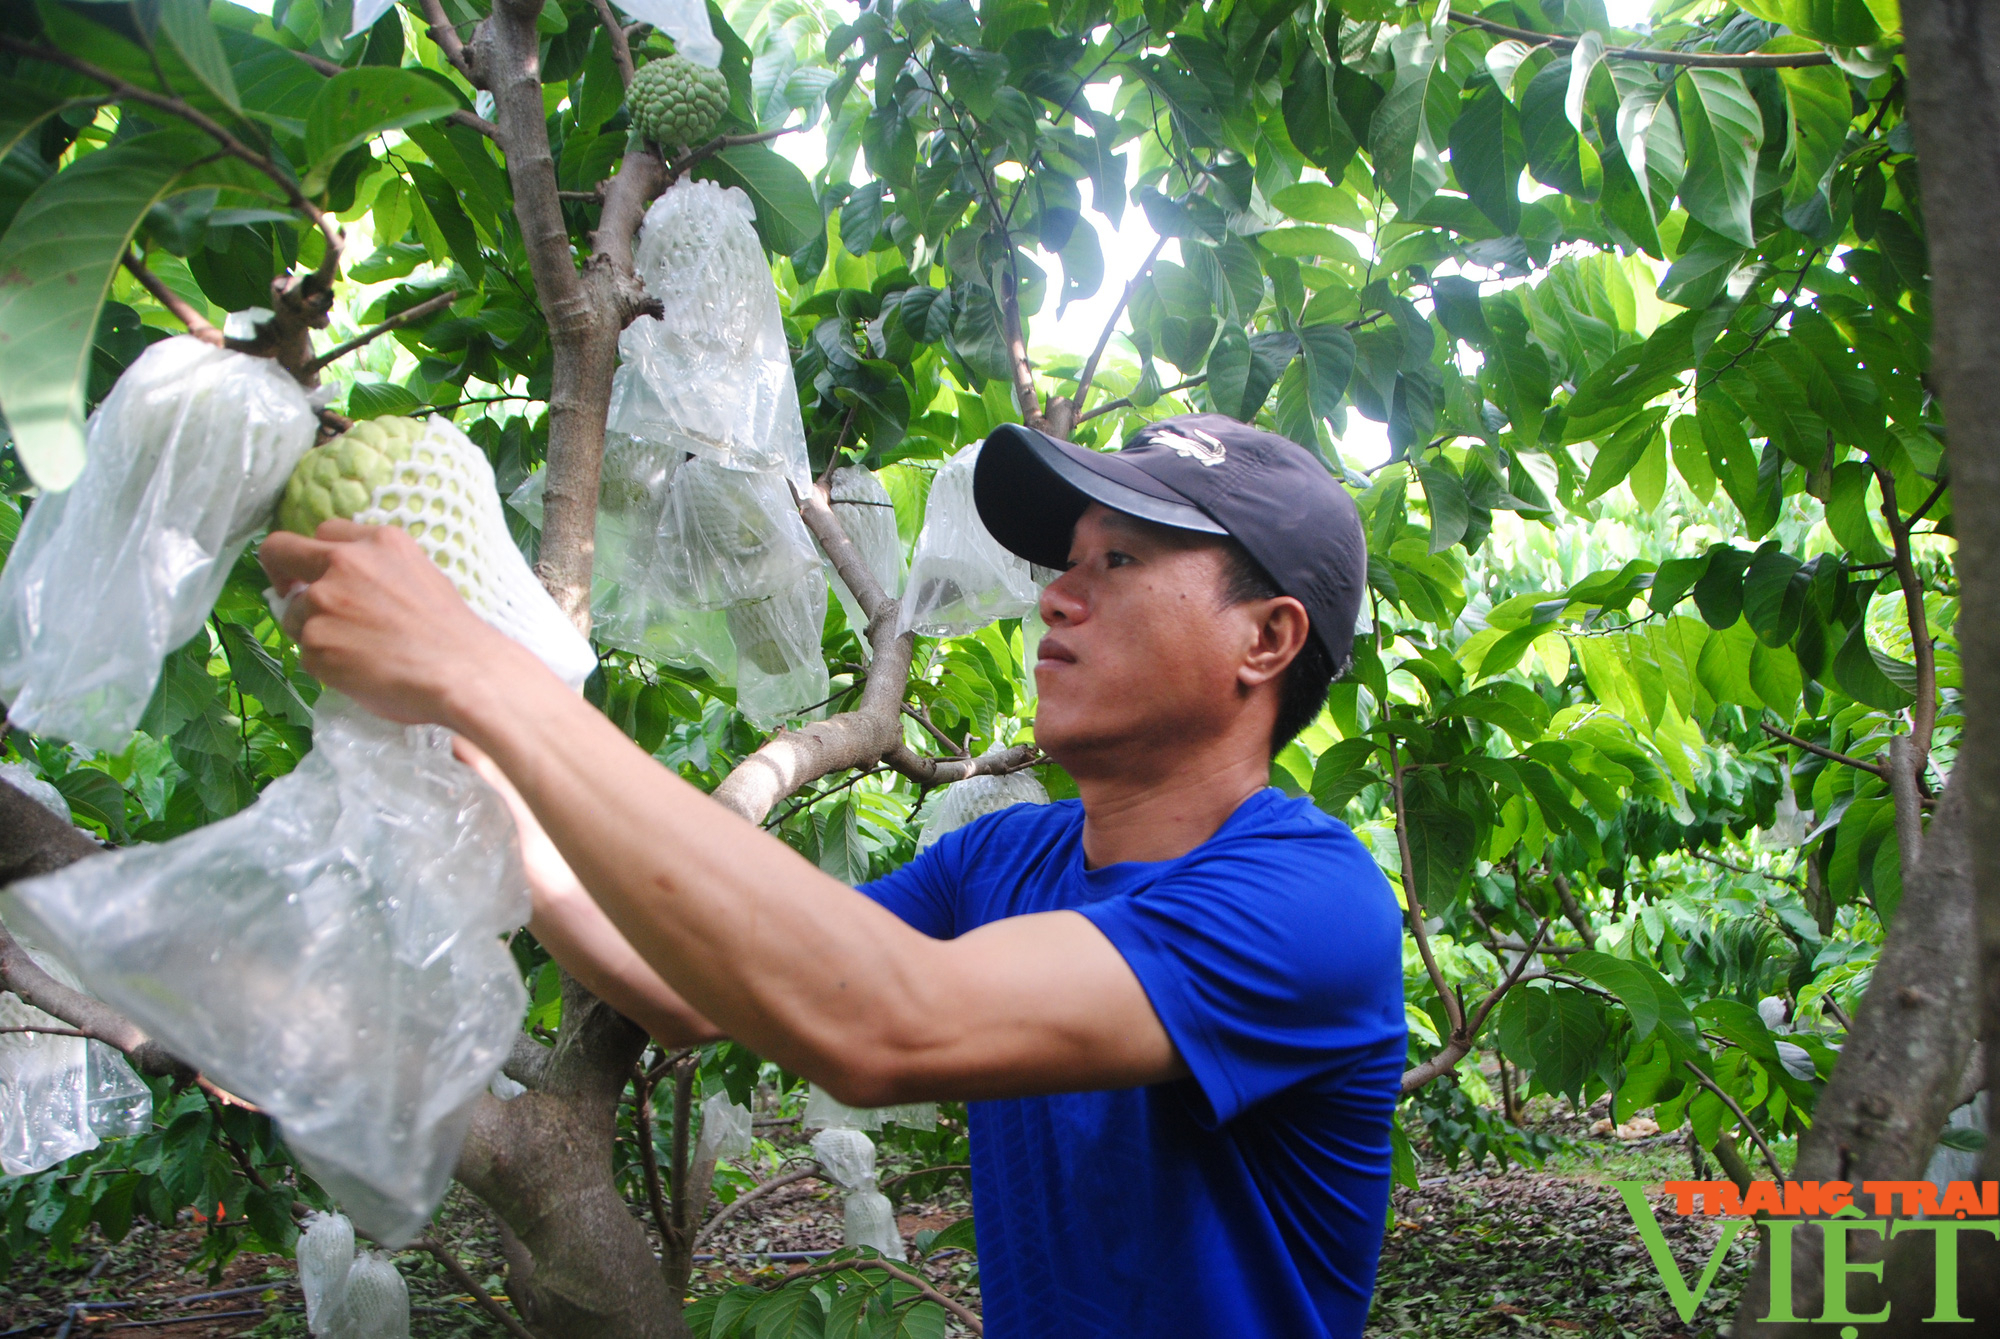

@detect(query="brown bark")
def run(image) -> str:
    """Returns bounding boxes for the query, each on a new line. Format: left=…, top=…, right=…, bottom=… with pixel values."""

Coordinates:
left=1729, top=769, right=1977, bottom=1334
left=455, top=975, right=683, bottom=1339
left=1885, top=4, right=2000, bottom=1328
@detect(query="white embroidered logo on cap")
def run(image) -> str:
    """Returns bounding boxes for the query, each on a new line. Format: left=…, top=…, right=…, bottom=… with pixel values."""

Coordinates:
left=1154, top=426, right=1227, bottom=467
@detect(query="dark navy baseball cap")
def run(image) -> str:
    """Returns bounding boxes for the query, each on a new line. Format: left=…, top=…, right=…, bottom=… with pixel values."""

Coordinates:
left=972, top=413, right=1367, bottom=669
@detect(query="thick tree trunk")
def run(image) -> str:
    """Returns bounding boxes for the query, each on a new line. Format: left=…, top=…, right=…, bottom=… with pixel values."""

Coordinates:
left=1879, top=2, right=2000, bottom=1326
left=1729, top=771, right=1977, bottom=1334
left=454, top=976, right=684, bottom=1339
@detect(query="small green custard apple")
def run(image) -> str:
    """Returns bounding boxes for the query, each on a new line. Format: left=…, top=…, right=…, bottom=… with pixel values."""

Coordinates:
left=273, top=416, right=602, bottom=690
left=627, top=55, right=728, bottom=152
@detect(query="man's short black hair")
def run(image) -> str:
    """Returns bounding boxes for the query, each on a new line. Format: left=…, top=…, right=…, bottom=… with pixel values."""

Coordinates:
left=1216, top=540, right=1343, bottom=753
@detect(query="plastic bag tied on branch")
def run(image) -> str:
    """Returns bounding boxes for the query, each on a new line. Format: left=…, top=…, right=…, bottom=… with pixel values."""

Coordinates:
left=803, top=1083, right=937, bottom=1136
left=4, top=417, right=594, bottom=1245
left=299, top=1210, right=411, bottom=1339
left=809, top=1126, right=906, bottom=1262
left=559, top=178, right=830, bottom=723
left=0, top=941, right=151, bottom=1176
left=898, top=439, right=1039, bottom=638
left=826, top=465, right=905, bottom=657
left=916, top=770, right=1051, bottom=850
left=0, top=337, right=319, bottom=751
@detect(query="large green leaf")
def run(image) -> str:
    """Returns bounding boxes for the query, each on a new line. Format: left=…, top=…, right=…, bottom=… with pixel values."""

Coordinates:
left=0, top=133, right=208, bottom=490
left=1675, top=69, right=1763, bottom=248
left=700, top=144, right=821, bottom=254
left=1739, top=0, right=1883, bottom=45
left=1448, top=79, right=1523, bottom=234
left=1582, top=407, right=1667, bottom=501
left=1298, top=322, right=1356, bottom=422
left=159, top=0, right=241, bottom=112
left=1568, top=950, right=1703, bottom=1059
left=1771, top=41, right=1851, bottom=211
left=1368, top=26, right=1459, bottom=214
left=303, top=69, right=457, bottom=188
left=1612, top=68, right=1683, bottom=227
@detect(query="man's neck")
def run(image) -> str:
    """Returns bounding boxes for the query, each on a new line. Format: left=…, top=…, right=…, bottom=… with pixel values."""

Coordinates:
left=1068, top=739, right=1271, bottom=869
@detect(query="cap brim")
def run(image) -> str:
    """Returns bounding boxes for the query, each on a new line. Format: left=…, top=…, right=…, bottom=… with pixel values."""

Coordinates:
left=973, top=424, right=1227, bottom=569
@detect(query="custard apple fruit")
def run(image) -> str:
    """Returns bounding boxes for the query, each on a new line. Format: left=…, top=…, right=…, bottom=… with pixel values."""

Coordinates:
left=628, top=55, right=728, bottom=151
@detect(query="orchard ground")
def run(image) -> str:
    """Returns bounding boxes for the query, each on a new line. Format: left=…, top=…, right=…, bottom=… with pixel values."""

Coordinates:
left=0, top=1093, right=1759, bottom=1339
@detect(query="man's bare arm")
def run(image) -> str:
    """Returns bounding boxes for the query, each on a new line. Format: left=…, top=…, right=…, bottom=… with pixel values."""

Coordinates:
left=457, top=741, right=723, bottom=1048
left=262, top=523, right=1185, bottom=1103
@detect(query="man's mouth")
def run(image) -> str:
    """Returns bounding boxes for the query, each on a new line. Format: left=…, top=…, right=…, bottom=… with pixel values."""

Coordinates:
left=1036, top=634, right=1077, bottom=667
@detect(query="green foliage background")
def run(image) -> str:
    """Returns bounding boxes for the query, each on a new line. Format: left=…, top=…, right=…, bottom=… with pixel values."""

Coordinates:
left=0, top=0, right=1952, bottom=1330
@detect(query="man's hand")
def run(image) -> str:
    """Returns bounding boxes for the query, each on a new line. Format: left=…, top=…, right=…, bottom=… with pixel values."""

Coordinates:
left=258, top=520, right=526, bottom=729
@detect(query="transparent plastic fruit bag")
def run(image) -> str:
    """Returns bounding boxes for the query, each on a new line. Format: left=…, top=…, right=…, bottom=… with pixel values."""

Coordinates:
left=2, top=694, right=530, bottom=1245
left=621, top=179, right=808, bottom=486
left=898, top=440, right=1039, bottom=638
left=917, top=770, right=1050, bottom=849
left=0, top=337, right=319, bottom=751
left=825, top=465, right=904, bottom=652
left=810, top=1127, right=906, bottom=1260
left=0, top=943, right=152, bottom=1176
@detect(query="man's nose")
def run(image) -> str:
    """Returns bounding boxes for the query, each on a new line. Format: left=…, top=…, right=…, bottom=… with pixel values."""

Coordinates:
left=1040, top=567, right=1086, bottom=625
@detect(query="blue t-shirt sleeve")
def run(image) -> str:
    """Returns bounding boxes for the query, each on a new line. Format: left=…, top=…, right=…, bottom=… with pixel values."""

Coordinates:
left=856, top=828, right=966, bottom=939
left=1077, top=825, right=1406, bottom=1128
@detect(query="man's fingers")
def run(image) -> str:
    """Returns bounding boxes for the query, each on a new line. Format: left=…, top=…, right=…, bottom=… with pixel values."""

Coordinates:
left=313, top=518, right=374, bottom=542
left=257, top=529, right=339, bottom=587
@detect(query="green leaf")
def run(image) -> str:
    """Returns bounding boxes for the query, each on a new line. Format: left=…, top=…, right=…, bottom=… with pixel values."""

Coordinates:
left=1668, top=413, right=1716, bottom=503
left=159, top=0, right=241, bottom=112
left=1699, top=398, right=1761, bottom=520
left=1282, top=52, right=1359, bottom=177
left=1298, top=322, right=1356, bottom=422
left=1568, top=950, right=1703, bottom=1059
left=0, top=132, right=205, bottom=490
left=1613, top=70, right=1684, bottom=229
left=1531, top=986, right=1610, bottom=1106
left=0, top=80, right=79, bottom=163
left=347, top=381, right=423, bottom=418
left=1833, top=618, right=1914, bottom=711
left=1520, top=57, right=1602, bottom=201
left=1772, top=43, right=1850, bottom=210
left=1447, top=80, right=1523, bottom=234
left=303, top=69, right=456, bottom=187
left=1739, top=0, right=1882, bottom=46
left=1749, top=639, right=1803, bottom=716
left=1368, top=26, right=1459, bottom=214
left=1417, top=458, right=1469, bottom=552
left=1582, top=407, right=1667, bottom=501
left=53, top=767, right=127, bottom=840
left=217, top=623, right=314, bottom=727
left=1404, top=782, right=1476, bottom=912
left=1630, top=426, right=1668, bottom=510
left=1826, top=460, right=1889, bottom=563
left=700, top=144, right=821, bottom=254
left=1675, top=69, right=1763, bottom=248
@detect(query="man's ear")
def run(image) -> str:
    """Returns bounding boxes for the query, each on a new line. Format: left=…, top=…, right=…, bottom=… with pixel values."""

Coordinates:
left=1238, top=596, right=1311, bottom=690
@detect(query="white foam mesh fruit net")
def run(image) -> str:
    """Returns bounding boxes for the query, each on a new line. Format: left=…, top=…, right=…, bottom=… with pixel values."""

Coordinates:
left=348, top=418, right=595, bottom=692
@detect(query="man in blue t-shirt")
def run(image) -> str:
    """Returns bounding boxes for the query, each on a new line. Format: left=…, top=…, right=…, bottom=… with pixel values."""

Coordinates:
left=259, top=412, right=1407, bottom=1337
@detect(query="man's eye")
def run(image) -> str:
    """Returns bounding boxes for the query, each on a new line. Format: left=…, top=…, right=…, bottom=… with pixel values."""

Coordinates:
left=1106, top=551, right=1134, bottom=568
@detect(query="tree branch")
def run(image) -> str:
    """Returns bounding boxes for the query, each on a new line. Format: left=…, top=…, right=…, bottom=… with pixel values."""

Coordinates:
left=692, top=1164, right=823, bottom=1252
left=122, top=250, right=223, bottom=346
left=1688, top=849, right=1805, bottom=890
left=1759, top=721, right=1889, bottom=778
left=588, top=0, right=637, bottom=86
left=662, top=126, right=803, bottom=187
left=1875, top=464, right=1939, bottom=782
left=1548, top=871, right=1596, bottom=950
left=303, top=291, right=458, bottom=375
left=419, top=0, right=479, bottom=84
left=631, top=1068, right=674, bottom=1254
left=1388, top=742, right=1463, bottom=1035
left=1056, top=234, right=1169, bottom=440
left=1076, top=374, right=1205, bottom=424
left=1684, top=1061, right=1787, bottom=1179
left=0, top=37, right=341, bottom=265
left=416, top=1238, right=537, bottom=1339
left=1445, top=9, right=1835, bottom=66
